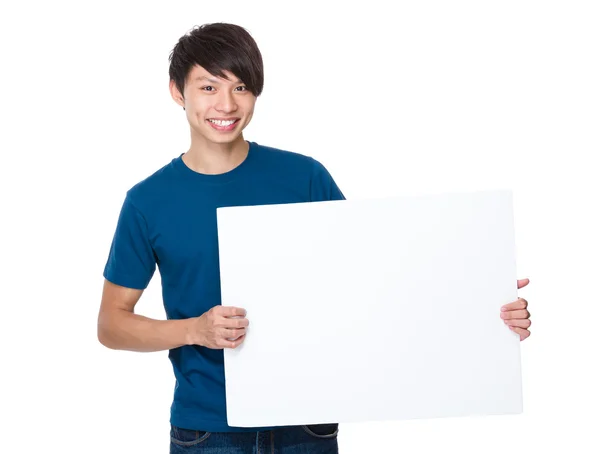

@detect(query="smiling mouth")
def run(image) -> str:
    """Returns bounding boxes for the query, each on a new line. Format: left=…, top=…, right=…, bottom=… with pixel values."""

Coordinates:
left=208, top=119, right=239, bottom=126
left=206, top=118, right=240, bottom=132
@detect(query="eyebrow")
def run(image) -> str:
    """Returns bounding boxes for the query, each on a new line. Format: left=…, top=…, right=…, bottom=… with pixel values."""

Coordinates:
left=194, top=76, right=243, bottom=84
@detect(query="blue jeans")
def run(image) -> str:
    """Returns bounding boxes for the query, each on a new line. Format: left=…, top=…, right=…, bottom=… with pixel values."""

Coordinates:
left=169, top=423, right=339, bottom=453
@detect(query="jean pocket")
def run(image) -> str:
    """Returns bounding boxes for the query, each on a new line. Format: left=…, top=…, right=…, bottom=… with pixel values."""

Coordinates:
left=302, top=423, right=339, bottom=439
left=170, top=424, right=211, bottom=447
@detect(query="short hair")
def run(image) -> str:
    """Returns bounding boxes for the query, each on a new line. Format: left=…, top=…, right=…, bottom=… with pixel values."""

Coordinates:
left=169, top=23, right=264, bottom=98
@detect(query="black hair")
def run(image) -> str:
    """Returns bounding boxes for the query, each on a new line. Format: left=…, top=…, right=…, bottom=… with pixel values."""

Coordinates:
left=169, top=23, right=264, bottom=98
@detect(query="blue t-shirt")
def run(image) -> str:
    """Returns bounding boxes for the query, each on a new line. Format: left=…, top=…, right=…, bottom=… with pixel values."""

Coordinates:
left=103, top=140, right=345, bottom=432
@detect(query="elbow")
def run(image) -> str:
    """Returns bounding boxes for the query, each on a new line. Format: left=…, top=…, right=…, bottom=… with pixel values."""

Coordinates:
left=97, top=314, right=117, bottom=349
left=97, top=330, right=112, bottom=349
left=97, top=326, right=113, bottom=349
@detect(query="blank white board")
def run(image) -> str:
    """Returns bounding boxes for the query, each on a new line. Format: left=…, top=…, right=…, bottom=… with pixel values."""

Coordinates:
left=217, top=190, right=522, bottom=427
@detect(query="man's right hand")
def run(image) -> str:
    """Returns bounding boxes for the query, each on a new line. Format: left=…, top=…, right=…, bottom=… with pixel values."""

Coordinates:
left=187, top=306, right=249, bottom=349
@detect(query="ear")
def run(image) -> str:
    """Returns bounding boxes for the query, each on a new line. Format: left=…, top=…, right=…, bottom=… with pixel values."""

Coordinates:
left=169, top=80, right=185, bottom=110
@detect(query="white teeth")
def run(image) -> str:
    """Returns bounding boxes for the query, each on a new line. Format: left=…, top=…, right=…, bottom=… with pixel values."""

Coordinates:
left=209, top=119, right=236, bottom=126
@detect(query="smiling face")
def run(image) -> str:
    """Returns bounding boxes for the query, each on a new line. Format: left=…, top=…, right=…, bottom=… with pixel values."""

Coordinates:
left=170, top=64, right=257, bottom=146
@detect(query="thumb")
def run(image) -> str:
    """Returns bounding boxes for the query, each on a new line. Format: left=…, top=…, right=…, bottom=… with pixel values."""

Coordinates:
left=517, top=278, right=530, bottom=289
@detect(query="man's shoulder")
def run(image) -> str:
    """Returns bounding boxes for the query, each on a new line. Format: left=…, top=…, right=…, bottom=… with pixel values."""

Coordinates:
left=252, top=141, right=318, bottom=169
left=252, top=142, right=343, bottom=201
left=124, top=157, right=178, bottom=208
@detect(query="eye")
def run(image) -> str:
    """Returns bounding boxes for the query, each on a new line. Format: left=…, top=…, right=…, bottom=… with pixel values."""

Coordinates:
left=235, top=86, right=247, bottom=92
left=201, top=86, right=215, bottom=92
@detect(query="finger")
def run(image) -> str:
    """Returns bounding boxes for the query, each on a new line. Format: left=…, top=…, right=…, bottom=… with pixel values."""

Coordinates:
left=217, top=306, right=247, bottom=318
left=220, top=334, right=246, bottom=349
left=219, top=318, right=250, bottom=329
left=218, top=317, right=249, bottom=329
left=504, top=318, right=532, bottom=329
left=216, top=318, right=248, bottom=329
left=500, top=309, right=530, bottom=320
left=517, top=278, right=530, bottom=289
left=501, top=298, right=528, bottom=312
left=508, top=326, right=531, bottom=341
left=223, top=327, right=246, bottom=341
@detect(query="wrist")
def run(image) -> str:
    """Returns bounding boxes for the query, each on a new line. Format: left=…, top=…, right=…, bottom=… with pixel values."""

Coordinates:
left=183, top=318, right=196, bottom=346
left=183, top=317, right=203, bottom=347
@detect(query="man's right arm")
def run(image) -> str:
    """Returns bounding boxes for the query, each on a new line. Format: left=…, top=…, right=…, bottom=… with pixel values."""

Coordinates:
left=97, top=279, right=194, bottom=352
left=97, top=279, right=249, bottom=352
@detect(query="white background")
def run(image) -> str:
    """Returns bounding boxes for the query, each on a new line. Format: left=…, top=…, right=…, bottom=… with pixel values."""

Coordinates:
left=1, top=0, right=598, bottom=453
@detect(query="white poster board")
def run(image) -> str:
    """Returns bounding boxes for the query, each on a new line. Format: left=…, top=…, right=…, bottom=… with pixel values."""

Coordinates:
left=217, top=190, right=522, bottom=427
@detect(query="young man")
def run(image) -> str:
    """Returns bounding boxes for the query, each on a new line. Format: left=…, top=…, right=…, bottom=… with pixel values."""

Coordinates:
left=98, top=23, right=532, bottom=454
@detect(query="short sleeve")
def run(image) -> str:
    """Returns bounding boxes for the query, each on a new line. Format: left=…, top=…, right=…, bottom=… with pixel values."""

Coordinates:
left=309, top=158, right=346, bottom=202
left=103, top=194, right=157, bottom=290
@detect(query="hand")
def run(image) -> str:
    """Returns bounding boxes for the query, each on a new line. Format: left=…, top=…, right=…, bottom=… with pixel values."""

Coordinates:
left=500, top=278, right=531, bottom=341
left=188, top=306, right=249, bottom=349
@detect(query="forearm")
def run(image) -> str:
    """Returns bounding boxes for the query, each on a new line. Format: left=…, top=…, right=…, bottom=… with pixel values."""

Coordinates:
left=98, top=310, right=196, bottom=352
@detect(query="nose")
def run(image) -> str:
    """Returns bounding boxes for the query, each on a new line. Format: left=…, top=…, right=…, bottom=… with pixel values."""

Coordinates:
left=215, top=90, right=238, bottom=113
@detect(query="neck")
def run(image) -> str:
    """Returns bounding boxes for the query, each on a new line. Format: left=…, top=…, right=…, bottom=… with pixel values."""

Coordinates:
left=183, top=131, right=249, bottom=175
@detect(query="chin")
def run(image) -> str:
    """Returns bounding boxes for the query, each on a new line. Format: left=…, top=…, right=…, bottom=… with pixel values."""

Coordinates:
left=207, top=132, right=244, bottom=145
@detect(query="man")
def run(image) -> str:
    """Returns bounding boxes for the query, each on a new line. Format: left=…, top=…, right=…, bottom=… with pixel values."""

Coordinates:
left=97, top=23, right=532, bottom=453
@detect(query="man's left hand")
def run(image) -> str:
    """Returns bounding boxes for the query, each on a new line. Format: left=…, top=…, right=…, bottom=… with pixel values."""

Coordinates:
left=500, top=278, right=532, bottom=341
